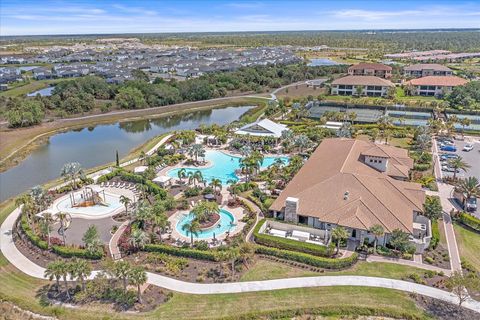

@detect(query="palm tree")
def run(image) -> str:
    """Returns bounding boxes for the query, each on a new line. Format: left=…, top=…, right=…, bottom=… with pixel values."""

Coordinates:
left=448, top=157, right=471, bottom=180
left=210, top=178, right=222, bottom=194
left=182, top=219, right=201, bottom=247
left=16, top=194, right=36, bottom=229
left=40, top=212, right=55, bottom=248
left=129, top=266, right=147, bottom=304
left=139, top=150, right=146, bottom=165
left=177, top=168, right=187, bottom=183
left=119, top=195, right=131, bottom=216
left=331, top=226, right=349, bottom=255
left=82, top=225, right=102, bottom=254
left=460, top=118, right=471, bottom=137
left=239, top=242, right=255, bottom=267
left=151, top=210, right=170, bottom=242
left=227, top=179, right=238, bottom=201
left=188, top=143, right=205, bottom=164
left=44, top=260, right=65, bottom=292
left=458, top=177, right=480, bottom=207
left=369, top=224, right=385, bottom=254
left=225, top=248, right=240, bottom=277
left=60, top=162, right=84, bottom=189
left=294, top=135, right=310, bottom=153
left=113, top=260, right=131, bottom=292
left=69, top=258, right=92, bottom=291
left=56, top=212, right=71, bottom=245
left=377, top=115, right=392, bottom=144
left=129, top=229, right=149, bottom=250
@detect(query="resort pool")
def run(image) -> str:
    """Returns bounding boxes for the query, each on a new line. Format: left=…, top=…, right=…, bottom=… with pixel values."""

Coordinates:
left=168, top=150, right=288, bottom=184
left=176, top=209, right=236, bottom=239
left=55, top=192, right=123, bottom=217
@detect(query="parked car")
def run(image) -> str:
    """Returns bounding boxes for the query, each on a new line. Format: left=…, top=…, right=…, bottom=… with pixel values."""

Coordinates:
left=454, top=189, right=478, bottom=212
left=440, top=145, right=457, bottom=152
left=441, top=166, right=460, bottom=173
left=463, top=144, right=474, bottom=152
left=440, top=153, right=459, bottom=159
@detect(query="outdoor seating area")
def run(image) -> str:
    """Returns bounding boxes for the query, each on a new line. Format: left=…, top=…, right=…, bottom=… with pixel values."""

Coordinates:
left=263, top=220, right=329, bottom=246
left=99, top=181, right=141, bottom=198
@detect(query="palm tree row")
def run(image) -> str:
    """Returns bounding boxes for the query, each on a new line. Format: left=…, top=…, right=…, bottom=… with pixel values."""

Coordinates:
left=106, top=261, right=148, bottom=303
left=44, top=259, right=92, bottom=297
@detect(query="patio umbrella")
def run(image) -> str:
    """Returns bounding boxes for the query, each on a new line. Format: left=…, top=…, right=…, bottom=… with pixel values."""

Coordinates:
left=204, top=193, right=215, bottom=201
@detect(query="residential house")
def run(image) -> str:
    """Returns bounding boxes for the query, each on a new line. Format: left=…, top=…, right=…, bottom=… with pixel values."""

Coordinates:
left=404, top=64, right=453, bottom=78
left=406, top=76, right=468, bottom=97
left=331, top=75, right=395, bottom=97
left=347, top=63, right=392, bottom=79
left=270, top=138, right=431, bottom=253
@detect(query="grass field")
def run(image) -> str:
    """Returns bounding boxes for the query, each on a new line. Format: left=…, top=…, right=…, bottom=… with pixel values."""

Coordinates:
left=0, top=78, right=70, bottom=98
left=454, top=223, right=480, bottom=271
left=241, top=259, right=427, bottom=282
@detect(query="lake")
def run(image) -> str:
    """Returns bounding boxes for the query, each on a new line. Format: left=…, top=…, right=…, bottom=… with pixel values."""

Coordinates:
left=307, top=58, right=341, bottom=66
left=27, top=86, right=55, bottom=97
left=0, top=105, right=253, bottom=201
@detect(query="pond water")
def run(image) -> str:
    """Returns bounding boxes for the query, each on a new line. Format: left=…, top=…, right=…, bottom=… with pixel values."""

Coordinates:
left=27, top=86, right=55, bottom=97
left=307, top=58, right=341, bottom=66
left=0, top=105, right=253, bottom=201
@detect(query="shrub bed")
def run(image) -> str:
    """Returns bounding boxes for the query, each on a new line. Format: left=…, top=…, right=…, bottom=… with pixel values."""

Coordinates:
left=255, top=246, right=358, bottom=269
left=458, top=212, right=480, bottom=232
left=253, top=219, right=334, bottom=257
left=51, top=245, right=103, bottom=260
left=20, top=215, right=48, bottom=250
left=143, top=243, right=219, bottom=261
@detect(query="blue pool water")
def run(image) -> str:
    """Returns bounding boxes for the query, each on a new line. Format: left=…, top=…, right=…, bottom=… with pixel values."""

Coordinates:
left=176, top=209, right=236, bottom=239
left=168, top=150, right=289, bottom=184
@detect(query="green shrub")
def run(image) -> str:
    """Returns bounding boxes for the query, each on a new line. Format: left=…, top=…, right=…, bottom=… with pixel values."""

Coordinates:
left=184, top=187, right=202, bottom=198
left=255, top=246, right=358, bottom=269
left=253, top=219, right=334, bottom=257
left=413, top=163, right=431, bottom=171
left=458, top=212, right=480, bottom=232
left=20, top=215, right=48, bottom=250
left=143, top=243, right=219, bottom=261
left=52, top=245, right=103, bottom=260
left=424, top=256, right=434, bottom=264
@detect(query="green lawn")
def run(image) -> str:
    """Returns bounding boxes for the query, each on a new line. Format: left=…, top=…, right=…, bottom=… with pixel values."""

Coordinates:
left=241, top=259, right=428, bottom=282
left=454, top=223, right=480, bottom=271
left=0, top=78, right=73, bottom=97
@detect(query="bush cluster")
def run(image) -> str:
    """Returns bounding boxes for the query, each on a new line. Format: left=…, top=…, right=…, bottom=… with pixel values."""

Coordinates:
left=458, top=212, right=480, bottom=232
left=51, top=245, right=103, bottom=260
left=20, top=215, right=48, bottom=250
left=253, top=219, right=334, bottom=257
left=255, top=246, right=358, bottom=269
left=143, top=243, right=219, bottom=261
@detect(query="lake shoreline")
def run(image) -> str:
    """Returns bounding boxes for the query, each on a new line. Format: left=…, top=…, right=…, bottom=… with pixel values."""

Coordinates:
left=0, top=96, right=266, bottom=174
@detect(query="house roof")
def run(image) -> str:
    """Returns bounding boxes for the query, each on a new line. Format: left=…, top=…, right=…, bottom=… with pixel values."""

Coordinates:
left=270, top=138, right=424, bottom=233
left=235, top=118, right=289, bottom=138
left=348, top=63, right=392, bottom=71
left=407, top=76, right=468, bottom=87
left=332, top=75, right=395, bottom=87
left=404, top=64, right=452, bottom=72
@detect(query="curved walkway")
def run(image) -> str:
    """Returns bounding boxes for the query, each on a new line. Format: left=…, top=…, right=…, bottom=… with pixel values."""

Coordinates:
left=2, top=207, right=480, bottom=313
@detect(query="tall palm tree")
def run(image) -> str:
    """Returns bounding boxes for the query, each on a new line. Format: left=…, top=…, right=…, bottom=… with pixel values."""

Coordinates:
left=210, top=178, right=222, bottom=194
left=56, top=212, right=71, bottom=245
left=188, top=143, right=205, bottom=164
left=119, top=195, right=131, bottom=216
left=377, top=115, right=392, bottom=144
left=177, top=168, right=187, bottom=183
left=225, top=248, right=240, bottom=277
left=182, top=219, right=200, bottom=247
left=69, top=258, right=92, bottom=291
left=38, top=214, right=54, bottom=249
left=227, top=179, right=238, bottom=200
left=331, top=226, right=349, bottom=255
left=128, top=229, right=149, bottom=250
left=294, top=134, right=310, bottom=153
left=112, top=260, right=131, bottom=293
left=60, top=162, right=85, bottom=189
left=129, top=266, right=147, bottom=304
left=82, top=225, right=102, bottom=255
left=44, top=260, right=65, bottom=292
left=16, top=194, right=36, bottom=229
left=151, top=211, right=170, bottom=242
left=369, top=224, right=385, bottom=254
left=448, top=157, right=471, bottom=180
left=458, top=177, right=480, bottom=207
left=460, top=118, right=471, bottom=137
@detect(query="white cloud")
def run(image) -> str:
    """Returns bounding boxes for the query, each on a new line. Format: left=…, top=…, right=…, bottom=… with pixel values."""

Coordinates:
left=332, top=9, right=423, bottom=20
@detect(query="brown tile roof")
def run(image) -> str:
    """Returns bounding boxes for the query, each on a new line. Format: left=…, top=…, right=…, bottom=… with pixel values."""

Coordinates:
left=332, top=75, right=395, bottom=87
left=407, top=76, right=468, bottom=87
left=404, top=64, right=452, bottom=72
left=270, top=138, right=424, bottom=233
left=348, top=63, right=393, bottom=71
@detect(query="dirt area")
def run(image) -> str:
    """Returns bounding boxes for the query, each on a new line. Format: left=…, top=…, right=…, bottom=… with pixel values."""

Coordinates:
left=415, top=294, right=480, bottom=320
left=275, top=83, right=327, bottom=99
left=423, top=243, right=451, bottom=270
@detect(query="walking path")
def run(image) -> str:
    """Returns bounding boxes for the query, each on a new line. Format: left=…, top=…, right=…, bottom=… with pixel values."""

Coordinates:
left=108, top=220, right=129, bottom=260
left=432, top=138, right=462, bottom=272
left=2, top=206, right=480, bottom=313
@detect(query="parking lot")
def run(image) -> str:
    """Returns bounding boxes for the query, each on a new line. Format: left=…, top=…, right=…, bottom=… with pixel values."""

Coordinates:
left=435, top=136, right=480, bottom=217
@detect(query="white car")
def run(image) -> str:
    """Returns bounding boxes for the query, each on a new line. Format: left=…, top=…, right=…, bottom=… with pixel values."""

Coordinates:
left=463, top=144, right=474, bottom=152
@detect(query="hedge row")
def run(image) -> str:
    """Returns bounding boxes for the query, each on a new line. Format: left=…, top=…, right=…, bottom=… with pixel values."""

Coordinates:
left=458, top=213, right=480, bottom=232
left=20, top=215, right=48, bottom=250
left=255, top=246, right=358, bottom=269
left=20, top=215, right=103, bottom=259
left=143, top=243, right=219, bottom=261
left=253, top=219, right=334, bottom=257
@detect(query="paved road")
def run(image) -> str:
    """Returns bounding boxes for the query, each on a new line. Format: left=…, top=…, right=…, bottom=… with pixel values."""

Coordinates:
left=2, top=207, right=480, bottom=313
left=432, top=138, right=463, bottom=272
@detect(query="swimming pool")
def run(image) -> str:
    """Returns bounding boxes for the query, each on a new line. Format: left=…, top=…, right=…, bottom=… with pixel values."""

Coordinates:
left=55, top=192, right=123, bottom=217
left=168, top=150, right=289, bottom=184
left=176, top=208, right=236, bottom=239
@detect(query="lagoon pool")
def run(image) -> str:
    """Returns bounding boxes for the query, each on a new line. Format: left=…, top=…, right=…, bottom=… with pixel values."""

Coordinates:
left=168, top=150, right=288, bottom=184
left=176, top=209, right=236, bottom=239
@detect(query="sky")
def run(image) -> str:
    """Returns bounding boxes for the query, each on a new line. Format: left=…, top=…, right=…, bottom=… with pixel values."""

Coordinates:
left=1, top=0, right=480, bottom=36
